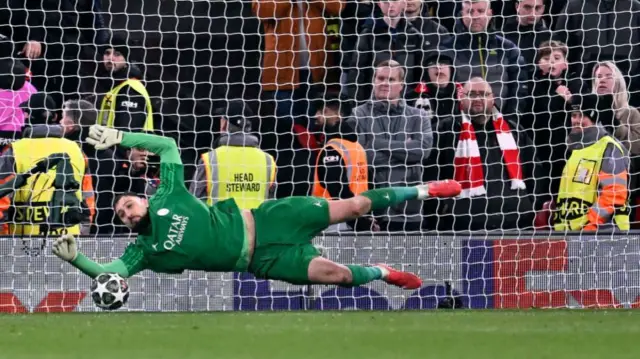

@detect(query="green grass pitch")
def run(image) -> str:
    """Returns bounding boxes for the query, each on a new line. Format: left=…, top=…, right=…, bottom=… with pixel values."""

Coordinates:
left=0, top=311, right=638, bottom=359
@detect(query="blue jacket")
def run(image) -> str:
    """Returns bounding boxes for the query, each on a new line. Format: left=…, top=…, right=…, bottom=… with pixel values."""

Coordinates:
left=440, top=20, right=529, bottom=115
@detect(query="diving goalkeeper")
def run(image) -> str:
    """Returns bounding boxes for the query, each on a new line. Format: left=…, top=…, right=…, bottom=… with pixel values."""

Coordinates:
left=52, top=125, right=462, bottom=289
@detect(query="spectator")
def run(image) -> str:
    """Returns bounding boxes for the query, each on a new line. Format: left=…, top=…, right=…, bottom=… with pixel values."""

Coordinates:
left=420, top=52, right=461, bottom=126
left=312, top=92, right=377, bottom=232
left=190, top=101, right=276, bottom=210
left=554, top=93, right=630, bottom=232
left=20, top=93, right=58, bottom=126
left=500, top=0, right=552, bottom=78
left=336, top=0, right=373, bottom=84
left=440, top=0, right=528, bottom=116
left=527, top=40, right=574, bottom=197
left=251, top=0, right=343, bottom=120
left=344, top=0, right=431, bottom=104
left=21, top=99, right=126, bottom=234
left=0, top=1, right=44, bottom=61
left=404, top=0, right=449, bottom=48
left=554, top=0, right=640, bottom=101
left=423, top=0, right=458, bottom=32
left=97, top=34, right=154, bottom=132
left=25, top=0, right=108, bottom=107
left=120, top=147, right=161, bottom=199
left=0, top=59, right=37, bottom=137
left=591, top=61, right=640, bottom=155
left=352, top=60, right=432, bottom=231
left=428, top=77, right=546, bottom=231
left=0, top=136, right=95, bottom=236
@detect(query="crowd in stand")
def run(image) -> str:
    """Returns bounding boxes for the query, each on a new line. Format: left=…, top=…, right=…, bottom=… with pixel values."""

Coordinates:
left=253, top=0, right=640, bottom=232
left=0, top=0, right=639, bottom=235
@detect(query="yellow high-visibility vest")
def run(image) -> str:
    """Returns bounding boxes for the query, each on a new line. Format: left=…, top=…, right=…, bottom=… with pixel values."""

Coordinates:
left=11, top=138, right=86, bottom=236
left=202, top=146, right=276, bottom=210
left=554, top=136, right=630, bottom=231
left=99, top=78, right=154, bottom=131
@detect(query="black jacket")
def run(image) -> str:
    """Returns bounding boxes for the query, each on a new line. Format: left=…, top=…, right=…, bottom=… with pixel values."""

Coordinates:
left=423, top=82, right=460, bottom=128
left=524, top=70, right=578, bottom=196
left=501, top=17, right=552, bottom=78
left=407, top=15, right=450, bottom=50
left=345, top=17, right=431, bottom=103
left=441, top=20, right=529, bottom=116
left=426, top=114, right=548, bottom=230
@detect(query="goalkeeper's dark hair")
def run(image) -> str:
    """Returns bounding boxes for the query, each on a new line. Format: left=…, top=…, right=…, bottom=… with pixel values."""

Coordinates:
left=315, top=91, right=352, bottom=118
left=114, top=192, right=146, bottom=207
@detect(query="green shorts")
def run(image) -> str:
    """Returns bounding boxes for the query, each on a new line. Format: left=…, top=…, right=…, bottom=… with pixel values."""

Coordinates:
left=248, top=196, right=330, bottom=285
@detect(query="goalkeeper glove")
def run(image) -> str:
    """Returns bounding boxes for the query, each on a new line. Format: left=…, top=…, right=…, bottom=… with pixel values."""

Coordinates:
left=51, top=234, right=78, bottom=262
left=86, top=125, right=123, bottom=150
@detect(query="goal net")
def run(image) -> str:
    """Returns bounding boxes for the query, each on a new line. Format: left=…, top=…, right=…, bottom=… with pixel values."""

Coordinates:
left=1, top=0, right=640, bottom=313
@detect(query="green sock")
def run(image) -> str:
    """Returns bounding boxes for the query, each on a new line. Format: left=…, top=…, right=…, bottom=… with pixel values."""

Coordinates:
left=346, top=265, right=383, bottom=286
left=361, top=187, right=419, bottom=211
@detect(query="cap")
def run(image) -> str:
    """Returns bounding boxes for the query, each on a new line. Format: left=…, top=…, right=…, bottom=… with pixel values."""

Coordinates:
left=215, top=100, right=254, bottom=132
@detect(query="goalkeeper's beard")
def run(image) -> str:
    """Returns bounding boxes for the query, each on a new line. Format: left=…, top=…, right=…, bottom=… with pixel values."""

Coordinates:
left=130, top=212, right=152, bottom=234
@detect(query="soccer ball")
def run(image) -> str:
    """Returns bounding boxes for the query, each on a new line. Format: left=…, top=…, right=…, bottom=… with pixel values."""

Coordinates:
left=90, top=273, right=129, bottom=310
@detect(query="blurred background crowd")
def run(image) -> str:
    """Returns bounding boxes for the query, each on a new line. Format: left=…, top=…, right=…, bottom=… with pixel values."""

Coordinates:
left=1, top=0, right=639, bottom=235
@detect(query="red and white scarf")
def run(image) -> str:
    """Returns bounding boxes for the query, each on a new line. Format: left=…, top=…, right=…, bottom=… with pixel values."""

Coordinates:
left=453, top=109, right=526, bottom=197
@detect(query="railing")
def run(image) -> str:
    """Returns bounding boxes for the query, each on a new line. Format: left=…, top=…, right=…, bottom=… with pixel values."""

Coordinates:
left=1, top=232, right=639, bottom=312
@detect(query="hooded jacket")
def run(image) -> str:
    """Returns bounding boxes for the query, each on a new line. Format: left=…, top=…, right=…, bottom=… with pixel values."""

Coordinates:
left=440, top=20, right=529, bottom=115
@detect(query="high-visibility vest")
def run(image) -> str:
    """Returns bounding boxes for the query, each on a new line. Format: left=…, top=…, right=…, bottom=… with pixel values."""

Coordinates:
left=99, top=78, right=154, bottom=131
left=201, top=146, right=276, bottom=210
left=312, top=138, right=368, bottom=199
left=554, top=135, right=630, bottom=231
left=10, top=138, right=86, bottom=236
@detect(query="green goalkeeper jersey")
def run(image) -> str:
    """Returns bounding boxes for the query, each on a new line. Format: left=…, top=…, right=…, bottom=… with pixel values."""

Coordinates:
left=70, top=132, right=250, bottom=278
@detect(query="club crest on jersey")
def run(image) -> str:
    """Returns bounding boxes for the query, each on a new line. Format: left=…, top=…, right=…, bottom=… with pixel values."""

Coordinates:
left=157, top=208, right=169, bottom=216
left=147, top=178, right=160, bottom=188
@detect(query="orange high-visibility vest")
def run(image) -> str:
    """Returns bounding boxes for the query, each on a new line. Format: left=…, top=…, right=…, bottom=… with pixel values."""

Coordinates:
left=312, top=138, right=368, bottom=199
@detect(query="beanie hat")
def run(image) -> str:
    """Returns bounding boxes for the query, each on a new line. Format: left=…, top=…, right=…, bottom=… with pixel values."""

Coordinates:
left=570, top=93, right=614, bottom=124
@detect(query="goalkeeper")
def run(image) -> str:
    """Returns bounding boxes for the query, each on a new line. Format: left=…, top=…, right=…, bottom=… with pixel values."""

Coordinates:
left=52, top=125, right=462, bottom=289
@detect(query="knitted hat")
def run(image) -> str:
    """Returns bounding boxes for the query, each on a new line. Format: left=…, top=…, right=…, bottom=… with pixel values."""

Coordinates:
left=101, top=33, right=130, bottom=60
left=570, top=93, right=614, bottom=124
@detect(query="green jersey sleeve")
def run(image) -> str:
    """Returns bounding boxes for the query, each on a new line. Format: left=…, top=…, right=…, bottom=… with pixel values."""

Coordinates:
left=119, top=132, right=186, bottom=197
left=69, top=242, right=147, bottom=279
